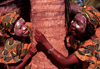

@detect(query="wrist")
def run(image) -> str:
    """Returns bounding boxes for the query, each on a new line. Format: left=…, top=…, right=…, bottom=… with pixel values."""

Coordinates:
left=47, top=48, right=54, bottom=54
left=26, top=53, right=32, bottom=58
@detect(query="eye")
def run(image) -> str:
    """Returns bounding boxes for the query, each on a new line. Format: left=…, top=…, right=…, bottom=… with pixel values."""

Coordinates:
left=19, top=26, right=22, bottom=29
left=23, top=22, right=26, bottom=25
left=77, top=21, right=79, bottom=24
left=77, top=21, right=81, bottom=25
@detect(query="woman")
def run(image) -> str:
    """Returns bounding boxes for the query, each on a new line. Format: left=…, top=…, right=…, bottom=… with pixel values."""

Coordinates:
left=35, top=6, right=100, bottom=69
left=0, top=12, right=37, bottom=69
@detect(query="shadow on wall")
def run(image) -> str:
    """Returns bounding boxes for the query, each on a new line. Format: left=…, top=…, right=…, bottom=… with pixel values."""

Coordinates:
left=0, top=0, right=31, bottom=22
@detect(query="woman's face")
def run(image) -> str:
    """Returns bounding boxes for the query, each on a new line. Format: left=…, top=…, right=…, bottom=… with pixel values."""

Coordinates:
left=13, top=18, right=29, bottom=37
left=71, top=13, right=86, bottom=36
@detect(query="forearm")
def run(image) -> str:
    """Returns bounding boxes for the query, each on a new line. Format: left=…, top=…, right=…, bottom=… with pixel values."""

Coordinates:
left=42, top=42, right=68, bottom=66
left=15, top=53, right=31, bottom=69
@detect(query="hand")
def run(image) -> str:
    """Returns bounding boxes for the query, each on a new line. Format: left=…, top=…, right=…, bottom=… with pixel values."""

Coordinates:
left=27, top=43, right=37, bottom=56
left=34, top=29, right=48, bottom=44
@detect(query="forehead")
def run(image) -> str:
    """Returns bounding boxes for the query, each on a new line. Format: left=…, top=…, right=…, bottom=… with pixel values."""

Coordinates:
left=14, top=18, right=25, bottom=27
left=74, top=13, right=85, bottom=20
left=74, top=13, right=86, bottom=24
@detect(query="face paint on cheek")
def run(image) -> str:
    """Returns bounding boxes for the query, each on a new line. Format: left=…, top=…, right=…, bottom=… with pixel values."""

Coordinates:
left=76, top=24, right=80, bottom=28
left=16, top=21, right=20, bottom=26
left=14, top=21, right=20, bottom=33
left=71, top=20, right=74, bottom=24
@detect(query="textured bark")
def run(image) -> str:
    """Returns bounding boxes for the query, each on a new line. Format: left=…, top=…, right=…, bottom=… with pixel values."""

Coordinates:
left=31, top=0, right=69, bottom=69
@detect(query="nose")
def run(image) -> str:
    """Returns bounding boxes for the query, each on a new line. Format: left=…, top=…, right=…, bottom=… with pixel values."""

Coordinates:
left=71, top=21, right=76, bottom=28
left=22, top=24, right=28, bottom=31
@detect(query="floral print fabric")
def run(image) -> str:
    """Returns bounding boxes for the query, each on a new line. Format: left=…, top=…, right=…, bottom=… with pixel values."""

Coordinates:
left=71, top=36, right=100, bottom=69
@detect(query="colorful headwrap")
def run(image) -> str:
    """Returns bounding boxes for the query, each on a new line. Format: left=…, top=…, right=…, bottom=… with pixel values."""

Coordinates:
left=0, top=12, right=20, bottom=33
left=78, top=6, right=100, bottom=28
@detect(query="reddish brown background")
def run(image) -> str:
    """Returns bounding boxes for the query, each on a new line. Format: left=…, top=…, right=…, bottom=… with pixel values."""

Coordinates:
left=30, top=0, right=69, bottom=69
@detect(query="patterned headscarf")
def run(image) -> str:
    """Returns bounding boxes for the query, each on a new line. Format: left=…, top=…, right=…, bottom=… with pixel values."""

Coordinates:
left=0, top=12, right=20, bottom=33
left=78, top=6, right=100, bottom=28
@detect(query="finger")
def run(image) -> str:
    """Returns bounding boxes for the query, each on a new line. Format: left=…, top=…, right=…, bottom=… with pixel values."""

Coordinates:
left=32, top=49, right=37, bottom=53
left=31, top=43, right=34, bottom=46
left=35, top=29, right=41, bottom=34
left=34, top=36, right=39, bottom=40
left=35, top=29, right=39, bottom=34
left=31, top=48, right=37, bottom=52
left=31, top=47, right=37, bottom=51
left=32, top=45, right=36, bottom=48
left=35, top=32, right=40, bottom=37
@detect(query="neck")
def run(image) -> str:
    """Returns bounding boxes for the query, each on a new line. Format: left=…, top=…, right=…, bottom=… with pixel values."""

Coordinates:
left=13, top=35, right=25, bottom=42
left=74, top=33, right=97, bottom=41
left=74, top=33, right=87, bottom=40
left=90, top=35, right=98, bottom=39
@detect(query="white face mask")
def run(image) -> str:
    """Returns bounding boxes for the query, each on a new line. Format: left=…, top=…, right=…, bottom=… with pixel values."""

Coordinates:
left=76, top=24, right=80, bottom=28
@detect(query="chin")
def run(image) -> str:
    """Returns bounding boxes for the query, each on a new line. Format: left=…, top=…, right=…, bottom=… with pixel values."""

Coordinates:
left=71, top=32, right=76, bottom=36
left=23, top=35, right=29, bottom=37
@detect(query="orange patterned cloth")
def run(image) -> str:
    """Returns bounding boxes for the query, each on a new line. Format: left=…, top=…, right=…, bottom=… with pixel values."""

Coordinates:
left=70, top=36, right=100, bottom=69
left=0, top=12, right=20, bottom=44
left=0, top=12, right=20, bottom=33
left=0, top=22, right=33, bottom=69
left=78, top=6, right=100, bottom=28
left=0, top=12, right=34, bottom=69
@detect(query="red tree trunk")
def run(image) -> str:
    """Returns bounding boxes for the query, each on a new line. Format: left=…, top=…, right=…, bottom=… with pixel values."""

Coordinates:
left=31, top=0, right=69, bottom=69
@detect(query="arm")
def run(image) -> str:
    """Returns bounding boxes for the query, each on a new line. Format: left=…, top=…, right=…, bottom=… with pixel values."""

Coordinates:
left=34, top=29, right=79, bottom=66
left=14, top=53, right=32, bottom=69
left=15, top=44, right=37, bottom=69
left=9, top=43, right=37, bottom=69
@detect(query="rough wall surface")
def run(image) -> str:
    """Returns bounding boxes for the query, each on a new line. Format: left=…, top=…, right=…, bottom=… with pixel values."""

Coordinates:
left=31, top=0, right=69, bottom=69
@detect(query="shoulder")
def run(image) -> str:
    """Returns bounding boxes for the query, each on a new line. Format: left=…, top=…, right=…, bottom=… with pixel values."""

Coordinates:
left=82, top=38, right=99, bottom=47
left=26, top=22, right=32, bottom=29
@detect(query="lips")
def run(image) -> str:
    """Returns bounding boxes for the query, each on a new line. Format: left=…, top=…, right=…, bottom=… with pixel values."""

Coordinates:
left=24, top=30, right=29, bottom=35
left=71, top=30, right=75, bottom=33
left=71, top=27, right=75, bottom=33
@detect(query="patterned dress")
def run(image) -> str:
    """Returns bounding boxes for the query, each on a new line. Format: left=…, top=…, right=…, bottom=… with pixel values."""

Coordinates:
left=70, top=36, right=100, bottom=69
left=0, top=22, right=33, bottom=69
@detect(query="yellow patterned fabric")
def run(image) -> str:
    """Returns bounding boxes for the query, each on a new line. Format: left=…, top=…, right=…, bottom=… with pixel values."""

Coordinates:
left=0, top=22, right=33, bottom=69
left=0, top=12, right=20, bottom=44
left=0, top=12, right=20, bottom=33
left=78, top=6, right=100, bottom=28
left=70, top=36, right=100, bottom=69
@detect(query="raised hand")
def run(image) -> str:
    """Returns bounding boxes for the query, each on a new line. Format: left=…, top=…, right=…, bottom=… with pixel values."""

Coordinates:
left=27, top=43, right=37, bottom=56
left=34, top=29, right=48, bottom=44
